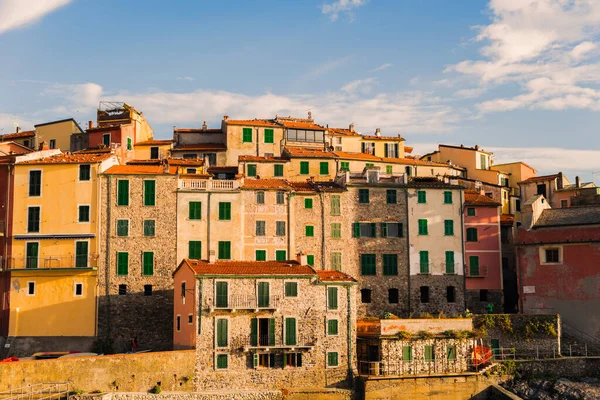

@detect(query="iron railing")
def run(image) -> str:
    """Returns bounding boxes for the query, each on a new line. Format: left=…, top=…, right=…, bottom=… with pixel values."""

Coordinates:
left=416, top=262, right=463, bottom=275
left=232, top=333, right=317, bottom=350
left=358, top=359, right=473, bottom=377
left=0, top=383, right=70, bottom=400
left=6, top=256, right=98, bottom=270
left=212, top=295, right=282, bottom=310
left=466, top=265, right=488, bottom=278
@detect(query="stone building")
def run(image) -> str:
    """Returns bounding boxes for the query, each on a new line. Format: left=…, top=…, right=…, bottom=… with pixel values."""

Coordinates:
left=172, top=258, right=357, bottom=391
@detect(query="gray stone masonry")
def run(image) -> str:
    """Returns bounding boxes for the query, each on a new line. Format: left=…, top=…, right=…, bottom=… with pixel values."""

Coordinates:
left=466, top=289, right=503, bottom=315
left=410, top=274, right=465, bottom=317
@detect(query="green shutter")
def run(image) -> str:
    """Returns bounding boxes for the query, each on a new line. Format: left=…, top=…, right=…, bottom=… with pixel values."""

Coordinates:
left=418, top=219, right=428, bottom=235
left=143, top=220, right=155, bottom=236
left=331, top=252, right=342, bottom=271
left=242, top=127, right=253, bottom=142
left=444, top=191, right=453, bottom=204
left=142, top=251, right=154, bottom=275
left=419, top=251, right=429, bottom=274
left=447, top=345, right=456, bottom=361
left=381, top=222, right=388, bottom=237
left=189, top=202, right=201, bottom=220
left=300, top=161, right=309, bottom=175
left=117, top=180, right=129, bottom=206
left=403, top=346, right=413, bottom=361
left=359, top=189, right=369, bottom=203
left=361, top=254, right=376, bottom=275
left=305, top=225, right=314, bottom=237
left=216, top=354, right=228, bottom=369
left=386, top=190, right=396, bottom=204
left=425, top=345, right=434, bottom=362
left=304, top=198, right=313, bottom=209
left=75, top=241, right=88, bottom=268
left=331, top=223, right=341, bottom=238
left=274, top=164, right=284, bottom=177
left=353, top=222, right=360, bottom=238
left=445, top=251, right=455, bottom=274
left=444, top=220, right=454, bottom=236
left=467, top=208, right=476, bottom=217
left=383, top=254, right=398, bottom=275
left=467, top=228, right=478, bottom=242
left=116, top=220, right=128, bottom=236
left=470, top=256, right=480, bottom=276
left=307, top=255, right=314, bottom=266
left=250, top=318, right=258, bottom=346
left=269, top=318, right=275, bottom=346
left=247, top=164, right=257, bottom=177
left=219, top=202, right=231, bottom=220
left=117, top=252, right=128, bottom=275
left=328, top=287, right=338, bottom=310
left=216, top=282, right=228, bottom=308
left=320, top=162, right=329, bottom=175
left=264, top=128, right=274, bottom=143
left=328, top=352, right=338, bottom=367
left=26, top=242, right=39, bottom=269
left=386, top=165, right=393, bottom=174
left=255, top=250, right=266, bottom=261
left=417, top=190, right=426, bottom=204
left=398, top=223, right=403, bottom=237
left=285, top=282, right=298, bottom=297
left=328, top=319, right=339, bottom=335
left=218, top=241, right=231, bottom=260
left=331, top=195, right=340, bottom=215
left=340, top=161, right=349, bottom=172
left=258, top=282, right=270, bottom=307
left=188, top=241, right=201, bottom=259
left=144, top=180, right=156, bottom=206
left=370, top=223, right=376, bottom=237
left=217, top=319, right=228, bottom=347
left=285, top=318, right=296, bottom=345
left=276, top=250, right=286, bottom=261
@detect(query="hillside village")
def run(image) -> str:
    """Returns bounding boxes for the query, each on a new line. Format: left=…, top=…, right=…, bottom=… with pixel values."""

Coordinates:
left=0, top=102, right=599, bottom=395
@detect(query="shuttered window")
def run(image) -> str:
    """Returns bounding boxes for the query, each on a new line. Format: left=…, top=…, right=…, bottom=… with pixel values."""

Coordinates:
left=285, top=317, right=297, bottom=346
left=340, top=161, right=350, bottom=172
left=143, top=220, right=155, bottom=237
left=300, top=161, right=309, bottom=175
left=143, top=180, right=156, bottom=206
left=276, top=221, right=286, bottom=236
left=353, top=222, right=376, bottom=238
left=403, top=346, right=413, bottom=361
left=361, top=254, right=376, bottom=275
left=386, top=189, right=397, bottom=204
left=26, top=242, right=39, bottom=269
left=142, top=251, right=154, bottom=275
left=75, top=241, right=88, bottom=268
left=116, top=220, right=129, bottom=237
left=247, top=164, right=257, bottom=177
left=327, top=352, right=339, bottom=367
left=383, top=254, right=398, bottom=275
left=470, top=256, right=480, bottom=276
left=285, top=282, right=298, bottom=297
left=218, top=202, right=231, bottom=220
left=445, top=251, right=455, bottom=274
left=218, top=241, right=231, bottom=260
left=331, top=223, right=341, bottom=238
left=419, top=251, right=429, bottom=274
left=188, top=201, right=201, bottom=220
left=117, top=180, right=129, bottom=206
left=327, top=287, right=338, bottom=310
left=467, top=207, right=476, bottom=217
left=381, top=222, right=403, bottom=238
left=79, top=165, right=91, bottom=181
left=467, top=228, right=478, bottom=242
left=320, top=162, right=329, bottom=175
left=117, top=252, right=128, bottom=275
left=242, top=127, right=253, bottom=143
left=444, top=191, right=453, bottom=204
left=331, top=252, right=342, bottom=271
left=29, top=171, right=41, bottom=196
left=255, top=250, right=266, bottom=261
left=447, top=345, right=456, bottom=361
left=216, top=282, right=228, bottom=308
left=327, top=319, right=339, bottom=336
left=275, top=250, right=286, bottom=261
left=188, top=241, right=201, bottom=259
left=274, top=164, right=284, bottom=177
left=358, top=189, right=369, bottom=203
left=307, top=255, right=314, bottom=266
left=78, top=205, right=90, bottom=222
left=304, top=198, right=313, bottom=209
left=418, top=219, right=428, bottom=235
left=330, top=195, right=341, bottom=215
left=444, top=220, right=454, bottom=236
left=276, top=191, right=285, bottom=204
left=27, top=207, right=40, bottom=232
left=256, top=221, right=266, bottom=236
left=305, top=225, right=314, bottom=237
left=264, top=128, right=274, bottom=143
left=425, top=345, right=435, bottom=362
left=216, top=318, right=228, bottom=347
left=258, top=282, right=270, bottom=307
left=417, top=190, right=426, bottom=204
left=216, top=354, right=228, bottom=369
left=386, top=165, right=393, bottom=174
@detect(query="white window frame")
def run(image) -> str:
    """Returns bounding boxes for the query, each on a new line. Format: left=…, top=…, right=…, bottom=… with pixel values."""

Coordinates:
left=283, top=280, right=299, bottom=298
left=540, top=246, right=563, bottom=265
left=327, top=351, right=339, bottom=368
left=27, top=281, right=36, bottom=296
left=74, top=282, right=84, bottom=297
left=77, top=204, right=91, bottom=223
left=77, top=164, right=92, bottom=182
left=26, top=205, right=42, bottom=233
left=28, top=169, right=43, bottom=198
left=116, top=218, right=130, bottom=237
left=214, top=353, right=229, bottom=371
left=214, top=316, right=230, bottom=349
left=326, top=317, right=340, bottom=337
left=74, top=239, right=90, bottom=268
left=214, top=280, right=230, bottom=309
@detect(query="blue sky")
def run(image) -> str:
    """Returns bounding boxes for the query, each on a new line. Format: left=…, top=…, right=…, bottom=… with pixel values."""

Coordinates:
left=1, top=0, right=599, bottom=182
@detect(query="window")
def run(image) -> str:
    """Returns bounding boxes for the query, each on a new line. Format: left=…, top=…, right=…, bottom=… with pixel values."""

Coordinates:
left=304, top=198, right=313, bottom=209
left=255, top=191, right=265, bottom=204
left=445, top=251, right=455, bottom=274
left=417, top=190, right=427, bottom=203
left=285, top=317, right=297, bottom=346
left=447, top=345, right=457, bottom=361
left=300, top=161, right=309, bottom=175
left=537, top=184, right=547, bottom=197
left=320, top=250, right=335, bottom=270
left=23, top=140, right=30, bottom=148
left=327, top=352, right=339, bottom=367
left=242, top=127, right=253, bottom=143
left=144, top=285, right=153, bottom=296
left=275, top=221, right=286, bottom=236
left=29, top=170, right=41, bottom=196
left=75, top=241, right=88, bottom=268
left=469, top=256, right=480, bottom=276
left=102, top=133, right=111, bottom=147
left=257, top=282, right=270, bottom=308
left=79, top=165, right=91, bottom=181
left=117, top=252, right=128, bottom=275
left=150, top=147, right=159, bottom=159
left=480, top=154, right=487, bottom=170
left=117, top=180, right=129, bottom=206
left=516, top=199, right=521, bottom=212
left=424, top=345, right=435, bottom=362
left=218, top=241, right=231, bottom=260
left=340, top=161, right=350, bottom=172
left=561, top=199, right=568, bottom=208
left=501, top=177, right=509, bottom=187
left=188, top=241, right=201, bottom=259
left=142, top=252, right=154, bottom=275
left=444, top=191, right=453, bottom=204
left=216, top=318, right=228, bottom=347
left=328, top=287, right=338, bottom=310
left=285, top=282, right=298, bottom=297
left=116, top=220, right=129, bottom=236
left=418, top=219, right=428, bottom=235
left=419, top=251, right=429, bottom=274
left=385, top=143, right=398, bottom=158
left=274, top=164, right=284, bottom=177
left=126, top=137, right=132, bottom=151
left=447, top=286, right=456, bottom=303
left=25, top=243, right=38, bottom=268
left=444, top=220, right=454, bottom=236
left=361, top=289, right=372, bottom=302
left=331, top=223, right=341, bottom=239
left=480, top=289, right=488, bottom=302
left=420, top=286, right=429, bottom=303
left=74, top=283, right=83, bottom=296
left=276, top=191, right=285, bottom=204
left=467, top=207, right=476, bottom=217
left=176, top=315, right=181, bottom=331
left=144, top=180, right=156, bottom=206
left=389, top=288, right=399, bottom=304
left=327, top=319, right=339, bottom=336
left=305, top=225, right=314, bottom=237
left=275, top=250, right=287, bottom=261
left=381, top=222, right=403, bottom=238
left=216, top=282, right=228, bottom=308
left=27, top=281, right=35, bottom=296
left=386, top=190, right=397, bottom=204
left=466, top=228, right=478, bottom=242
left=361, top=254, right=376, bottom=275
left=383, top=254, right=398, bottom=275
left=545, top=248, right=560, bottom=263
left=49, top=139, right=56, bottom=149
left=255, top=250, right=267, bottom=261
left=405, top=166, right=412, bottom=177
left=188, top=314, right=193, bottom=324
left=247, top=164, right=257, bottom=177
left=386, top=165, right=393, bottom=174
left=27, top=207, right=40, bottom=232
left=306, top=255, right=315, bottom=266
left=181, top=282, right=186, bottom=299
left=361, top=142, right=375, bottom=155
left=186, top=168, right=196, bottom=174
left=358, top=189, right=369, bottom=204
left=78, top=205, right=90, bottom=222
left=218, top=202, right=231, bottom=220
left=403, top=346, right=413, bottom=361
left=183, top=153, right=196, bottom=159
left=331, top=195, right=341, bottom=215
left=320, top=162, right=329, bottom=175
left=256, top=221, right=266, bottom=236
left=353, top=222, right=376, bottom=238
left=143, top=220, right=155, bottom=236
left=264, top=128, right=274, bottom=144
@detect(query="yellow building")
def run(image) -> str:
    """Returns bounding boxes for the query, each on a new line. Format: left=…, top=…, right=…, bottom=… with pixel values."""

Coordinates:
left=133, top=139, right=173, bottom=160
left=8, top=152, right=118, bottom=339
left=35, top=118, right=85, bottom=151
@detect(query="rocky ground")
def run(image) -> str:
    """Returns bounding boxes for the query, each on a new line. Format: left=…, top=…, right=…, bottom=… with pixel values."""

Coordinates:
left=503, top=377, right=600, bottom=399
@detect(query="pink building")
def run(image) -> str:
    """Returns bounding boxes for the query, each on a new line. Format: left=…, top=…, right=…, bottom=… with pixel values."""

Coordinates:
left=463, top=191, right=503, bottom=313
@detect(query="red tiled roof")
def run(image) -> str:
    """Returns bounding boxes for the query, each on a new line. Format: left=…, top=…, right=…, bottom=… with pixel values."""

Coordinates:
left=519, top=174, right=561, bottom=183
left=328, top=127, right=360, bottom=137
left=500, top=214, right=515, bottom=225
left=0, top=130, right=36, bottom=141
left=208, top=166, right=238, bottom=173
left=182, top=259, right=316, bottom=276
left=242, top=178, right=291, bottom=190
left=333, top=151, right=380, bottom=161
left=239, top=155, right=288, bottom=163
left=288, top=181, right=316, bottom=192
left=173, top=143, right=227, bottom=151
left=361, top=134, right=405, bottom=141
left=104, top=165, right=177, bottom=175
left=74, top=147, right=112, bottom=154
left=134, top=139, right=174, bottom=146
left=174, top=128, right=223, bottom=134
left=225, top=119, right=279, bottom=128
left=277, top=120, right=326, bottom=131
left=316, top=270, right=357, bottom=283
left=464, top=191, right=502, bottom=206
left=17, top=152, right=114, bottom=165
left=284, top=147, right=337, bottom=159
left=404, top=146, right=413, bottom=154
left=168, top=159, right=205, bottom=167
left=516, top=225, right=600, bottom=245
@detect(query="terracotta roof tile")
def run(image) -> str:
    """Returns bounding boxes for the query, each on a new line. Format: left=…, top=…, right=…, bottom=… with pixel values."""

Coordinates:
left=104, top=165, right=177, bottom=175
left=225, top=119, right=279, bottom=128
left=333, top=151, right=380, bottom=161
left=239, top=155, right=288, bottom=163
left=361, top=134, right=405, bottom=141
left=534, top=206, right=600, bottom=228
left=173, top=143, right=227, bottom=151
left=316, top=270, right=357, bottom=283
left=517, top=224, right=600, bottom=245
left=404, top=146, right=413, bottom=154
left=174, top=128, right=223, bottom=134
left=276, top=120, right=326, bottom=130
left=134, top=139, right=174, bottom=146
left=500, top=214, right=515, bottom=225
left=0, top=130, right=36, bottom=141
left=17, top=152, right=114, bottom=165
left=208, top=166, right=238, bottom=174
left=242, top=178, right=292, bottom=190
left=520, top=174, right=561, bottom=183
left=328, top=127, right=360, bottom=137
left=168, top=159, right=205, bottom=167
left=288, top=181, right=316, bottom=192
left=284, top=147, right=337, bottom=159
left=74, top=147, right=112, bottom=154
left=183, top=259, right=316, bottom=276
left=464, top=191, right=502, bottom=206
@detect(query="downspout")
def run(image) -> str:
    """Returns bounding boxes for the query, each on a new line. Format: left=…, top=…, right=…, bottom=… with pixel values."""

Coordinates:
left=104, top=175, right=112, bottom=340
left=198, top=278, right=203, bottom=334
left=95, top=164, right=102, bottom=337
left=287, top=192, right=293, bottom=258
left=256, top=127, right=259, bottom=157
left=319, top=192, right=325, bottom=269
left=207, top=193, right=211, bottom=259
left=346, top=285, right=353, bottom=382
left=405, top=189, right=411, bottom=313
left=516, top=246, right=523, bottom=314
left=460, top=189, right=467, bottom=312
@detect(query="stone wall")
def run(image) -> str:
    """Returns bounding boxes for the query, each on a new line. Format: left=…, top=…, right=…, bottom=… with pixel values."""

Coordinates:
left=466, top=289, right=503, bottom=315
left=410, top=274, right=465, bottom=316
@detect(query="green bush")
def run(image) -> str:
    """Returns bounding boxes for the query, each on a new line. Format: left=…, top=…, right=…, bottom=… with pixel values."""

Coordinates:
left=150, top=384, right=162, bottom=394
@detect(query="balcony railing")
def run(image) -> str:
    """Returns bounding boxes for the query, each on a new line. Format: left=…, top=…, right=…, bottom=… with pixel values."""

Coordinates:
left=417, top=262, right=462, bottom=275
left=211, top=295, right=282, bottom=311
left=232, top=333, right=317, bottom=351
left=466, top=265, right=488, bottom=278
left=178, top=179, right=239, bottom=191
left=6, top=255, right=99, bottom=270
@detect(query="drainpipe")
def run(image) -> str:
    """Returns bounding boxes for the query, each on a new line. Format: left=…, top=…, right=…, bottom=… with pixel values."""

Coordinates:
left=460, top=189, right=467, bottom=312
left=198, top=278, right=203, bottom=334
left=104, top=175, right=112, bottom=340
left=94, top=165, right=102, bottom=337
left=287, top=192, right=293, bottom=258
left=207, top=193, right=211, bottom=259
left=516, top=247, right=523, bottom=314
left=405, top=189, right=411, bottom=313
left=256, top=128, right=259, bottom=157
left=319, top=192, right=325, bottom=269
left=346, top=285, right=353, bottom=382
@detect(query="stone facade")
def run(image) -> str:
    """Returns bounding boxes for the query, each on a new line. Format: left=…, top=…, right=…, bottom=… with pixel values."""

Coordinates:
left=99, top=171, right=178, bottom=352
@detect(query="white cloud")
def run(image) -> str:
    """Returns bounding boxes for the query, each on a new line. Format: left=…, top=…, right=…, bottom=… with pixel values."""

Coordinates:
left=432, top=79, right=453, bottom=87
left=454, top=87, right=486, bottom=99
left=43, top=82, right=103, bottom=109
left=306, top=56, right=351, bottom=78
left=371, top=63, right=393, bottom=72
left=0, top=0, right=74, bottom=34
left=321, top=0, right=366, bottom=22
left=341, top=78, right=377, bottom=94
left=0, top=113, right=34, bottom=133
left=176, top=77, right=195, bottom=81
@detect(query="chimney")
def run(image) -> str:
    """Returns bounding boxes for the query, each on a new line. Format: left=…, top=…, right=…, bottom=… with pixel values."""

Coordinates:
left=88, top=120, right=94, bottom=130
left=474, top=145, right=479, bottom=150
left=41, top=142, right=49, bottom=151
left=202, top=121, right=207, bottom=131
left=308, top=111, right=313, bottom=121
left=15, top=126, right=20, bottom=133
left=223, top=115, right=229, bottom=121
left=375, top=128, right=381, bottom=137
left=296, top=252, right=308, bottom=266
left=209, top=250, right=216, bottom=264
left=576, top=176, right=581, bottom=188
left=349, top=123, right=355, bottom=133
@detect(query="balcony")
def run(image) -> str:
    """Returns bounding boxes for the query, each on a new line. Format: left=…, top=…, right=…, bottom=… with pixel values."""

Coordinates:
left=466, top=265, right=488, bottom=278
left=232, top=333, right=317, bottom=351
left=416, top=262, right=462, bottom=275
left=210, top=295, right=282, bottom=312
left=178, top=179, right=239, bottom=191
left=6, top=255, right=99, bottom=270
